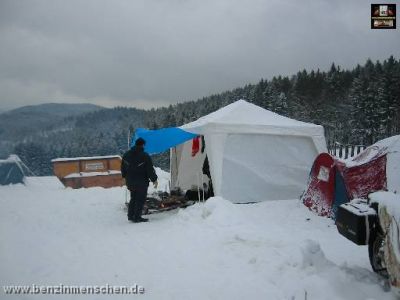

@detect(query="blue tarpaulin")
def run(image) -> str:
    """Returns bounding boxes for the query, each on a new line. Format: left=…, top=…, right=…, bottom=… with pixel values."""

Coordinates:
left=131, top=127, right=197, bottom=154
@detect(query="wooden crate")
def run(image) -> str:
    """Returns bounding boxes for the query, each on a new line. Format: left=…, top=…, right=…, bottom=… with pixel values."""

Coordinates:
left=51, top=155, right=124, bottom=189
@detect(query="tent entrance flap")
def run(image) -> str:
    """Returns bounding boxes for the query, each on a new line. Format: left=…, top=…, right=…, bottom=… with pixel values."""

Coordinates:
left=132, top=127, right=197, bottom=155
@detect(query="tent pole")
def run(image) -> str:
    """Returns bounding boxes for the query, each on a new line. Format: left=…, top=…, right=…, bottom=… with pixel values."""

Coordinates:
left=197, top=173, right=201, bottom=202
left=201, top=173, right=205, bottom=202
left=125, top=128, right=131, bottom=206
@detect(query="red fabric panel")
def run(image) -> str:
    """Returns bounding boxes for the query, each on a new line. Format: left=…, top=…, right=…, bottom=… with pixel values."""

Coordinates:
left=343, top=155, right=387, bottom=199
left=302, top=153, right=336, bottom=216
left=191, top=136, right=200, bottom=157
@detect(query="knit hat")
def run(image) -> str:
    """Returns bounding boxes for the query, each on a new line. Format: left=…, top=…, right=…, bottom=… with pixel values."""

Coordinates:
left=135, top=138, right=146, bottom=146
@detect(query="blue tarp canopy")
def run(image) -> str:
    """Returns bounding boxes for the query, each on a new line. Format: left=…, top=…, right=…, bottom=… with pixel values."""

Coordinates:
left=132, top=127, right=197, bottom=154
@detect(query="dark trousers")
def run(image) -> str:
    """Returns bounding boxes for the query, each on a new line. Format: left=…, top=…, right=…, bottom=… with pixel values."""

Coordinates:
left=128, top=185, right=148, bottom=221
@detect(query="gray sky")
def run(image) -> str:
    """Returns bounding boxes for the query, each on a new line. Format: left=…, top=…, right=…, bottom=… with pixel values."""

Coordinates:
left=0, top=0, right=399, bottom=110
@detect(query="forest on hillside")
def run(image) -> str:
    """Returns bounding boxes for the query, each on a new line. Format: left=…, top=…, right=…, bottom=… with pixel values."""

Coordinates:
left=146, top=56, right=400, bottom=146
left=12, top=56, right=400, bottom=175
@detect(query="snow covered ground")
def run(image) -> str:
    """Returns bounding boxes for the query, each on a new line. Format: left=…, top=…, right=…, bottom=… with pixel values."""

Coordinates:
left=0, top=175, right=395, bottom=299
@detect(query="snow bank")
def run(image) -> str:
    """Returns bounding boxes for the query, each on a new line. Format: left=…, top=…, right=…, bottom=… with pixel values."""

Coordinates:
left=0, top=179, right=393, bottom=300
left=301, top=239, right=334, bottom=270
left=176, top=197, right=246, bottom=227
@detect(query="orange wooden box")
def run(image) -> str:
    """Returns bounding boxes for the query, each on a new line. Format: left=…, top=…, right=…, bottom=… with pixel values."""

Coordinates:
left=51, top=155, right=124, bottom=189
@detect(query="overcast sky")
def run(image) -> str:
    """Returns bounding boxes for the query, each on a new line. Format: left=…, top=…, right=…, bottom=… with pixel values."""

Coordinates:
left=0, top=0, right=399, bottom=111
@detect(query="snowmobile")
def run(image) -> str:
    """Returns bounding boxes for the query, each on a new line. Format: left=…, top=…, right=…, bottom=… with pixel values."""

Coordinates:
left=336, top=191, right=400, bottom=294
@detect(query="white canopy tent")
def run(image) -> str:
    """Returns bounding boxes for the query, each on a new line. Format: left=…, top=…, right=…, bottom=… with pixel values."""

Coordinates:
left=171, top=100, right=327, bottom=203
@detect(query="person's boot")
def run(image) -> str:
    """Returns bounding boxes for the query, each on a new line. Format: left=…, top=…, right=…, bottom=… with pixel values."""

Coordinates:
left=134, top=217, right=148, bottom=223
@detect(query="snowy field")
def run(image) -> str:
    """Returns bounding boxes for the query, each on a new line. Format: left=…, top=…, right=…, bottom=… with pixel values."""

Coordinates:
left=0, top=174, right=395, bottom=299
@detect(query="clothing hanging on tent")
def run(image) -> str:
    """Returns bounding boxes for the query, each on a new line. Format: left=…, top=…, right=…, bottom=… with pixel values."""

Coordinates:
left=191, top=136, right=200, bottom=157
left=201, top=136, right=206, bottom=153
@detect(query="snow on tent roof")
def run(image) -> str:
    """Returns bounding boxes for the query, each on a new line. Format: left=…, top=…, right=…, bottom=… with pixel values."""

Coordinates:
left=181, top=99, right=324, bottom=136
left=348, top=134, right=400, bottom=166
left=0, top=155, right=26, bottom=185
left=375, top=134, right=400, bottom=150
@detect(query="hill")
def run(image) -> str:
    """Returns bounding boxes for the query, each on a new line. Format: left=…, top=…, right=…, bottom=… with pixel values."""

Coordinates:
left=2, top=56, right=400, bottom=175
left=4, top=103, right=102, bottom=116
left=6, top=107, right=147, bottom=175
left=0, top=103, right=103, bottom=158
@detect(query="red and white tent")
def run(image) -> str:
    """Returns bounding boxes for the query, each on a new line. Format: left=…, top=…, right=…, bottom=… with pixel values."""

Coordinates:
left=302, top=135, right=400, bottom=217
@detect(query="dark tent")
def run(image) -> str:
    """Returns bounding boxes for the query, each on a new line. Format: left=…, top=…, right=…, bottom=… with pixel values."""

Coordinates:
left=0, top=155, right=26, bottom=185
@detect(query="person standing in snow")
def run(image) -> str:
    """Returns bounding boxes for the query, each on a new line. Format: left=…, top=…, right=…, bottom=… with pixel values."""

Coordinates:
left=121, top=138, right=158, bottom=223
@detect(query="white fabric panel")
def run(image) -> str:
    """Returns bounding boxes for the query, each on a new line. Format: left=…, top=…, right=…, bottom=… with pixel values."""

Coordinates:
left=175, top=140, right=207, bottom=190
left=220, top=134, right=319, bottom=203
left=311, top=135, right=328, bottom=153
left=204, top=133, right=226, bottom=196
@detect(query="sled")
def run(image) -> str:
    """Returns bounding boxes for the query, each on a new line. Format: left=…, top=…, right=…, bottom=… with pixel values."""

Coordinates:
left=124, top=191, right=195, bottom=215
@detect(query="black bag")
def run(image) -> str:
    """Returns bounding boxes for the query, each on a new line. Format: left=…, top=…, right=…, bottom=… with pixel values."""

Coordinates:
left=336, top=200, right=377, bottom=245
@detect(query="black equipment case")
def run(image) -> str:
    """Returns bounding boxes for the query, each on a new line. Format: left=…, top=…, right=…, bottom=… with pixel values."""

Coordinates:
left=336, top=200, right=377, bottom=245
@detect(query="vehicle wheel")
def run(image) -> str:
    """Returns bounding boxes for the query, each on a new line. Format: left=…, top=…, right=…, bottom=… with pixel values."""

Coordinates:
left=369, top=228, right=388, bottom=278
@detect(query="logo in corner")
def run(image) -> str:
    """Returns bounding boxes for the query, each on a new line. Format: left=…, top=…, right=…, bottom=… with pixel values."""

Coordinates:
left=371, top=4, right=396, bottom=29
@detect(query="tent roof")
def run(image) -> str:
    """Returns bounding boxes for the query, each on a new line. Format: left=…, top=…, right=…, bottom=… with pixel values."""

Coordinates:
left=0, top=155, right=25, bottom=185
left=181, top=100, right=324, bottom=136
left=370, top=134, right=400, bottom=153
left=0, top=154, right=22, bottom=165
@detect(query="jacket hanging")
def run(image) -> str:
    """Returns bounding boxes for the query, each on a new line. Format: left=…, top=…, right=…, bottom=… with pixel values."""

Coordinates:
left=191, top=136, right=200, bottom=157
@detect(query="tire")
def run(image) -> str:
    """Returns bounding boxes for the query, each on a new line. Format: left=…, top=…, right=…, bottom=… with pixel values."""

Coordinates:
left=369, top=228, right=388, bottom=278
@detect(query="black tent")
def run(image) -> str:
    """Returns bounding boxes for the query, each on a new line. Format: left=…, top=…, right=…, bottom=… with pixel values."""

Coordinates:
left=0, top=155, right=26, bottom=185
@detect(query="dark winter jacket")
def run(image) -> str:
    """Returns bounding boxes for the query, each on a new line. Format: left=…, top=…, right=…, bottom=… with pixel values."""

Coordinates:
left=121, top=146, right=157, bottom=189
